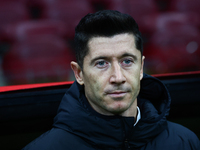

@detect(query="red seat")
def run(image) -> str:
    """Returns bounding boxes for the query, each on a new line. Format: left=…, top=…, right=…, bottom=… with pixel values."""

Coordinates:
left=154, top=0, right=173, bottom=12
left=143, top=12, right=200, bottom=73
left=0, top=1, right=30, bottom=40
left=145, top=23, right=200, bottom=74
left=88, top=0, right=124, bottom=12
left=155, top=12, right=200, bottom=32
left=0, top=0, right=27, bottom=3
left=2, top=20, right=69, bottom=42
left=170, top=0, right=200, bottom=14
left=40, top=0, right=95, bottom=39
left=2, top=35, right=76, bottom=84
left=123, top=0, right=159, bottom=34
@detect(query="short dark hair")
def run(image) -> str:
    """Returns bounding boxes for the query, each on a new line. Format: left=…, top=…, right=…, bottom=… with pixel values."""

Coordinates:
left=74, top=10, right=143, bottom=69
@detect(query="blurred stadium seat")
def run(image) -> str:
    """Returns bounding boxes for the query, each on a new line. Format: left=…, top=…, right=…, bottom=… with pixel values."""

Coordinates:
left=0, top=0, right=27, bottom=3
left=145, top=16, right=200, bottom=73
left=38, top=0, right=94, bottom=39
left=0, top=1, right=30, bottom=41
left=2, top=20, right=69, bottom=42
left=123, top=0, right=159, bottom=34
left=2, top=35, right=75, bottom=84
left=154, top=0, right=172, bottom=12
left=88, top=0, right=124, bottom=12
left=170, top=0, right=200, bottom=14
left=154, top=12, right=200, bottom=31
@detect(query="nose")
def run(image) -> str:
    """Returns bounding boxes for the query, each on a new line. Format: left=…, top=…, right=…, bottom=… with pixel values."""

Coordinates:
left=109, top=62, right=126, bottom=84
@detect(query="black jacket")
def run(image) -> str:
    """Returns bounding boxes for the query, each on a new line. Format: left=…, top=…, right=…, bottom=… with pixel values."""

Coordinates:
left=23, top=74, right=200, bottom=150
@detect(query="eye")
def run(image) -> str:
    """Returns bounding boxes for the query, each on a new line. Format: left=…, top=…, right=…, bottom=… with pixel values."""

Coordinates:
left=95, top=60, right=108, bottom=68
left=123, top=59, right=132, bottom=64
left=97, top=61, right=105, bottom=66
left=121, top=58, right=133, bottom=66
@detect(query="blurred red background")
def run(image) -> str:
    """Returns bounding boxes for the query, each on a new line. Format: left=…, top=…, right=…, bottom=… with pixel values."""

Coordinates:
left=0, top=0, right=199, bottom=86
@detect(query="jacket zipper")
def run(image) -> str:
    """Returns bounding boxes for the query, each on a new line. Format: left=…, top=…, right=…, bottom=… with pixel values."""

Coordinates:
left=124, top=139, right=131, bottom=149
left=121, top=117, right=135, bottom=150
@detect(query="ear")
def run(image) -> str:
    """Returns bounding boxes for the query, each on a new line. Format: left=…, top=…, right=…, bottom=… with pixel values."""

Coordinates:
left=140, top=56, right=145, bottom=80
left=71, top=61, right=84, bottom=85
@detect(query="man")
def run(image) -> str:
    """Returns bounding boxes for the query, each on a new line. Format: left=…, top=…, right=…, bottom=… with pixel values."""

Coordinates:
left=23, top=10, right=199, bottom=150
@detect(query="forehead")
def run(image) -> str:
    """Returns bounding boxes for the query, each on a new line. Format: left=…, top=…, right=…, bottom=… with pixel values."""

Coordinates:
left=87, top=33, right=140, bottom=58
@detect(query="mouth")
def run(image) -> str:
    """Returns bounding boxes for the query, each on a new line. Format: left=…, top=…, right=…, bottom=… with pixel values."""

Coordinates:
left=107, top=91, right=127, bottom=99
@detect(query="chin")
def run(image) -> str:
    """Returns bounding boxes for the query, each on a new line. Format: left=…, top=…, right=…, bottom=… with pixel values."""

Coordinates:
left=107, top=104, right=129, bottom=115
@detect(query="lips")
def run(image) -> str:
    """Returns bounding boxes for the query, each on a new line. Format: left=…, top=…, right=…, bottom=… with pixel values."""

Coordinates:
left=106, top=91, right=127, bottom=99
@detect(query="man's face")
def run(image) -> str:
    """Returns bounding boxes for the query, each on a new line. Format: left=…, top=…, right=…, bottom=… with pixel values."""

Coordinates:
left=71, top=33, right=144, bottom=116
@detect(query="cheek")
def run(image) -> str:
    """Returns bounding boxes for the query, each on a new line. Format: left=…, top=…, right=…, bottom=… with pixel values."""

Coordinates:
left=84, top=69, right=113, bottom=94
left=91, top=78, right=107, bottom=99
left=127, top=71, right=141, bottom=89
left=84, top=73, right=100, bottom=92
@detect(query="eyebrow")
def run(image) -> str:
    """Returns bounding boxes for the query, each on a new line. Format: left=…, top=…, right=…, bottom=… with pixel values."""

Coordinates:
left=121, top=53, right=138, bottom=61
left=90, top=56, right=108, bottom=66
left=90, top=52, right=138, bottom=65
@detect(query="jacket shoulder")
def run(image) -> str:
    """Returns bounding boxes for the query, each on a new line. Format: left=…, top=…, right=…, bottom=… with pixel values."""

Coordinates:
left=22, top=128, right=95, bottom=150
left=167, top=121, right=199, bottom=148
left=167, top=121, right=198, bottom=137
left=144, top=121, right=200, bottom=150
